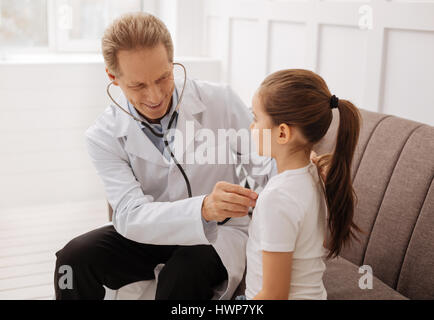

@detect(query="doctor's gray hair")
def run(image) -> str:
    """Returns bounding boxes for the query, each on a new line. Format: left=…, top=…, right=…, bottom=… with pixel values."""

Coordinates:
left=102, top=12, right=174, bottom=76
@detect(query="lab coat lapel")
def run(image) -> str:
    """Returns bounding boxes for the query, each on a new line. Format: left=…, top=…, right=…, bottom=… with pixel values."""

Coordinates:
left=174, top=78, right=205, bottom=161
left=113, top=93, right=169, bottom=167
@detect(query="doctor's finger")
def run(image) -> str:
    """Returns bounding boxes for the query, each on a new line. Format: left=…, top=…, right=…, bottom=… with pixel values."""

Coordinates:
left=222, top=192, right=255, bottom=207
left=221, top=183, right=258, bottom=200
left=221, top=209, right=249, bottom=218
left=217, top=202, right=249, bottom=214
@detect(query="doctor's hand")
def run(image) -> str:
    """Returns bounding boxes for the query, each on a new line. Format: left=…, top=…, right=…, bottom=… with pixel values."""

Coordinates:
left=201, top=181, right=258, bottom=223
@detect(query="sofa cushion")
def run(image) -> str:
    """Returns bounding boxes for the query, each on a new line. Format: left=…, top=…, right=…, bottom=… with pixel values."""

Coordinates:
left=323, top=257, right=408, bottom=300
left=362, top=124, right=434, bottom=291
left=341, top=116, right=422, bottom=267
left=396, top=179, right=434, bottom=300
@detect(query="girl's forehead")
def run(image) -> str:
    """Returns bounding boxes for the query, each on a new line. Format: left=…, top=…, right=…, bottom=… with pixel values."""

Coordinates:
left=252, top=93, right=265, bottom=113
left=252, top=92, right=260, bottom=107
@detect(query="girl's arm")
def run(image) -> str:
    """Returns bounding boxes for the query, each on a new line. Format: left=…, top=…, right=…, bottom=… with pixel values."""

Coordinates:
left=253, top=250, right=293, bottom=300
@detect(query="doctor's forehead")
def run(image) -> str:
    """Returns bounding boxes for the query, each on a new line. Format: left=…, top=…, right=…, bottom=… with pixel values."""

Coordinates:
left=127, top=69, right=172, bottom=85
left=117, top=45, right=172, bottom=82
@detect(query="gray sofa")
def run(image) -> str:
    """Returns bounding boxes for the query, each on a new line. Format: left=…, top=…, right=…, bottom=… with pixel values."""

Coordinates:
left=314, top=109, right=434, bottom=300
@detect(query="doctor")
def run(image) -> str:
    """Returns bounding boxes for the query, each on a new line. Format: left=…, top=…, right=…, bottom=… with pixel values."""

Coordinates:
left=54, top=12, right=324, bottom=300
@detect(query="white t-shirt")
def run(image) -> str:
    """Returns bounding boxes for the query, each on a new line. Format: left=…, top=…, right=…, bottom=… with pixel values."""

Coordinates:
left=245, top=161, right=328, bottom=300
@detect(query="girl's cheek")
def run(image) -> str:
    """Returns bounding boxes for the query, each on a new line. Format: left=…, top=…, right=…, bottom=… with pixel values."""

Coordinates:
left=261, top=131, right=272, bottom=157
left=250, top=127, right=262, bottom=155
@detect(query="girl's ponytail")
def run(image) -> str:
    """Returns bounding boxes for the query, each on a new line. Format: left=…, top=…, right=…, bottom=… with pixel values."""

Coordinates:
left=324, top=99, right=362, bottom=259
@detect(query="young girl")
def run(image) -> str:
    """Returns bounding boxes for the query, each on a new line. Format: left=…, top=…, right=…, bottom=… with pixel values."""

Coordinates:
left=244, top=69, right=362, bottom=300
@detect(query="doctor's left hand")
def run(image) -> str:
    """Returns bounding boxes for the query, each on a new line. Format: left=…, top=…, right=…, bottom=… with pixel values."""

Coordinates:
left=201, top=181, right=258, bottom=223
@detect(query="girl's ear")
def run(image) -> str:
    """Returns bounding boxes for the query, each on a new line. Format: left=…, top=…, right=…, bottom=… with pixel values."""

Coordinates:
left=276, top=123, right=291, bottom=145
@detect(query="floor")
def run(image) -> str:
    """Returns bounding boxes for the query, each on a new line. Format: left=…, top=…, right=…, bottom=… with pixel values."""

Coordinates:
left=0, top=200, right=108, bottom=299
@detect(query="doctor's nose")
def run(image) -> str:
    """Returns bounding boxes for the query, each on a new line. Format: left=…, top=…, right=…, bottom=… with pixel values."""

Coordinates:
left=143, top=84, right=164, bottom=104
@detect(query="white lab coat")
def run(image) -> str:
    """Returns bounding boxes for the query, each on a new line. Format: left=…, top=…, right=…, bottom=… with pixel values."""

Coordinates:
left=85, top=78, right=275, bottom=300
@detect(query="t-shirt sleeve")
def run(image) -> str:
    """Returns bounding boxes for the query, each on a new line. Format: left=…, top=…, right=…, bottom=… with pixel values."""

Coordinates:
left=258, top=190, right=304, bottom=252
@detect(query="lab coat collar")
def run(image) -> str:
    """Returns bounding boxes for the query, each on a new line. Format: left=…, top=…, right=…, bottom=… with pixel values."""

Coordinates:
left=112, top=78, right=206, bottom=166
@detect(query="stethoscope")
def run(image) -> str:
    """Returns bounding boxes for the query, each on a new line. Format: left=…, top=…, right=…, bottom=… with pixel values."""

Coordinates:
left=106, top=62, right=230, bottom=225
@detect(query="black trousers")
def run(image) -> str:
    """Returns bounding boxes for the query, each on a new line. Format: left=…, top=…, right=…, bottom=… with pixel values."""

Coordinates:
left=54, top=225, right=227, bottom=300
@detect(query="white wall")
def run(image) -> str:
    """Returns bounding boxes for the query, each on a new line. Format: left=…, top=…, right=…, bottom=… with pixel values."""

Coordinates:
left=0, top=57, right=220, bottom=210
left=159, top=0, right=206, bottom=57
left=203, top=0, right=434, bottom=126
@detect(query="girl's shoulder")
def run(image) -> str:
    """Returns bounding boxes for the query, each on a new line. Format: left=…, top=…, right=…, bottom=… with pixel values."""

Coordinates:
left=256, top=187, right=304, bottom=217
left=255, top=169, right=320, bottom=220
left=263, top=165, right=320, bottom=204
left=253, top=187, right=306, bottom=234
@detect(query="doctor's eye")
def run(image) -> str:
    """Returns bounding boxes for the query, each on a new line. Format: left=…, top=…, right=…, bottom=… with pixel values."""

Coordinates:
left=156, top=74, right=172, bottom=85
left=129, top=85, right=145, bottom=90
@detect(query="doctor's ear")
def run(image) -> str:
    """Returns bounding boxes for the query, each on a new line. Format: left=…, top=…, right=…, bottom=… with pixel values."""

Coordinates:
left=105, top=68, right=119, bottom=86
left=276, top=123, right=291, bottom=145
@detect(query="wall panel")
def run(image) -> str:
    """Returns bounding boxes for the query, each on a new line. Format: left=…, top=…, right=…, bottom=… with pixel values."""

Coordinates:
left=204, top=0, right=434, bottom=125
left=269, top=21, right=307, bottom=73
left=381, top=28, right=434, bottom=124
left=317, top=24, right=368, bottom=108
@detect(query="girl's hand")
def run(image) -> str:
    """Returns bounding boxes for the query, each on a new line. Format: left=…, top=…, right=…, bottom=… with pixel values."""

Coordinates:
left=310, top=151, right=332, bottom=183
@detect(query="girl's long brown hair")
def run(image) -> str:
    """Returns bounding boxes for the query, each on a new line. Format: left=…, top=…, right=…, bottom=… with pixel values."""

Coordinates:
left=259, top=69, right=362, bottom=259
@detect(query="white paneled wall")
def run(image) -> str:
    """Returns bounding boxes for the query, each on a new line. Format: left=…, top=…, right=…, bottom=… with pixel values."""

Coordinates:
left=268, top=21, right=307, bottom=72
left=0, top=62, right=108, bottom=210
left=203, top=0, right=434, bottom=125
left=230, top=19, right=264, bottom=107
left=381, top=28, right=434, bottom=123
left=317, top=24, right=369, bottom=108
left=0, top=57, right=220, bottom=209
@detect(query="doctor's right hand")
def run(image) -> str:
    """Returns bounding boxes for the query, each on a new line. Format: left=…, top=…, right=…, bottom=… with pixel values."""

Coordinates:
left=201, top=181, right=258, bottom=223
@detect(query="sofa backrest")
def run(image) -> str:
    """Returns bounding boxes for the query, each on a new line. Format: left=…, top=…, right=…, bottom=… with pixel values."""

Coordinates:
left=314, top=109, right=434, bottom=300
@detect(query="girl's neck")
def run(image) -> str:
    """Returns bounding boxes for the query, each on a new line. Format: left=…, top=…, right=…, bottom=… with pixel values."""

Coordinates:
left=274, top=148, right=311, bottom=174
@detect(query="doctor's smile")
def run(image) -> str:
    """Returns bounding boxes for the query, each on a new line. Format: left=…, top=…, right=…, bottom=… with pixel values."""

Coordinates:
left=141, top=100, right=164, bottom=110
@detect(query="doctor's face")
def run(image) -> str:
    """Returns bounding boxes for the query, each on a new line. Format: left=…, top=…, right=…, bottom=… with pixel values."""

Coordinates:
left=109, top=43, right=175, bottom=123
